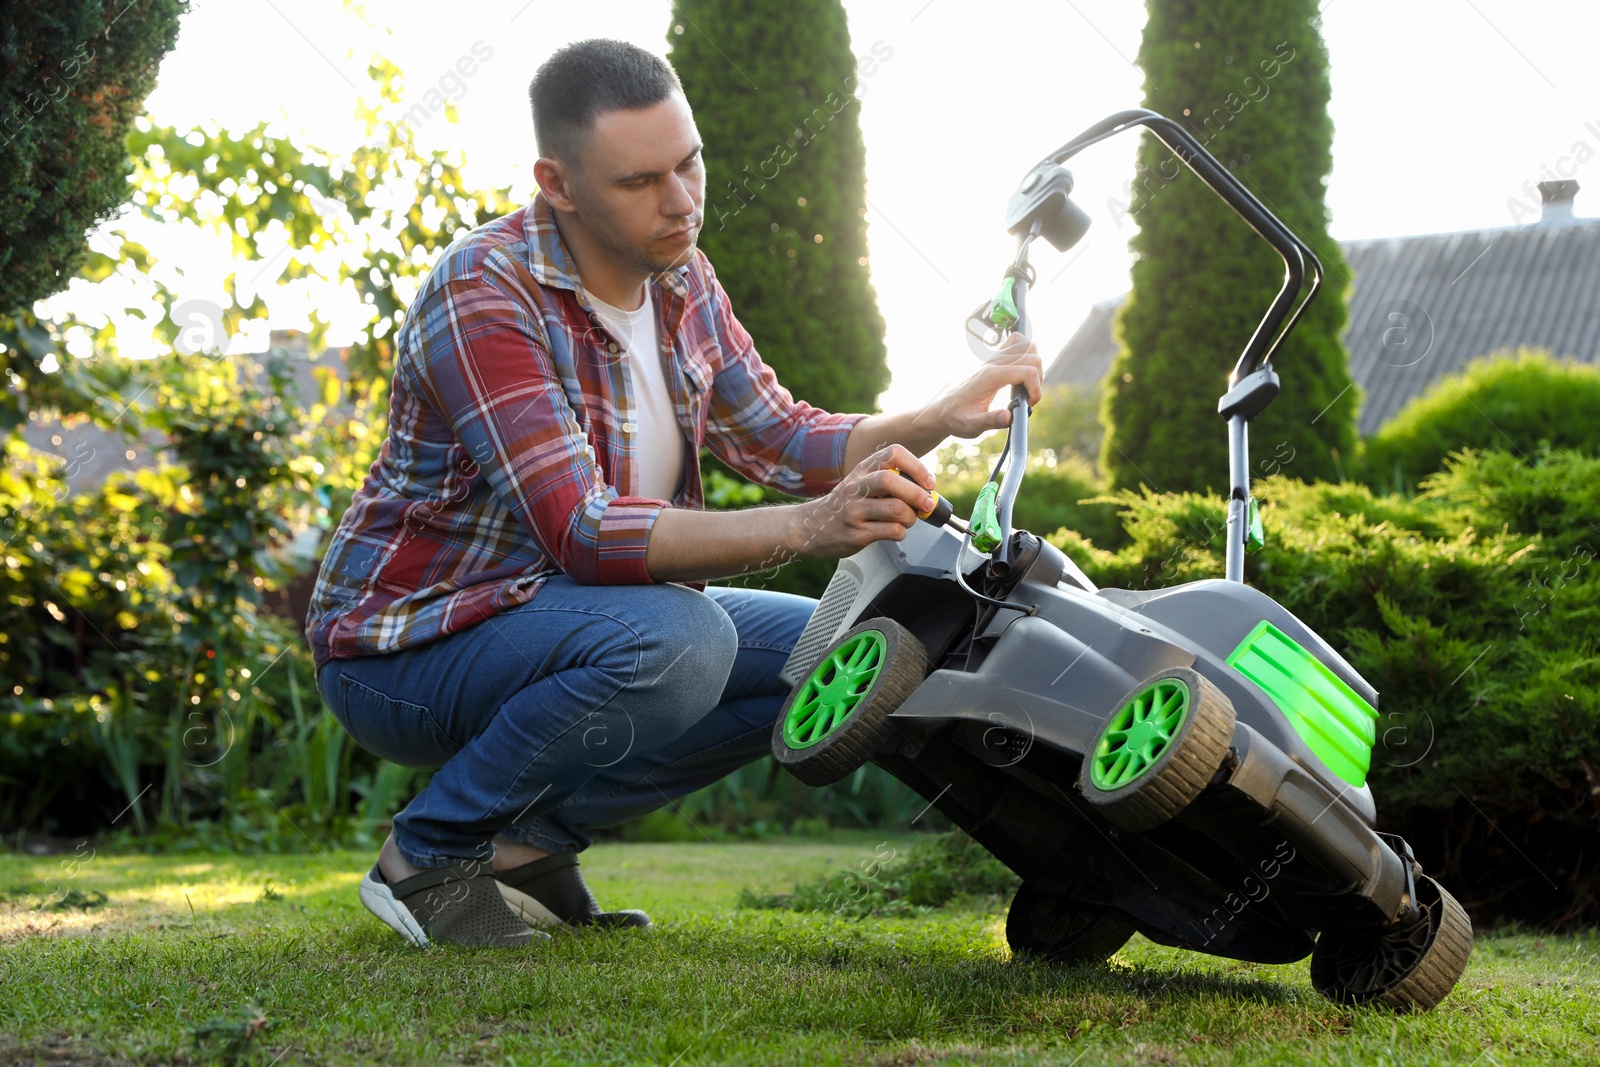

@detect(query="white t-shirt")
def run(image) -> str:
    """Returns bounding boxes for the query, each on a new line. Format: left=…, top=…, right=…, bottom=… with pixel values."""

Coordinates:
left=586, top=287, right=685, bottom=502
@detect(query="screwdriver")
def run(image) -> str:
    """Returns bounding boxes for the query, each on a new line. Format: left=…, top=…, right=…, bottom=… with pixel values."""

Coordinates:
left=892, top=468, right=970, bottom=533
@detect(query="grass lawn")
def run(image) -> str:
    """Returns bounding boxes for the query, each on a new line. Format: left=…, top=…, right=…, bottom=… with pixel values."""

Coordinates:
left=1, top=833, right=1596, bottom=1066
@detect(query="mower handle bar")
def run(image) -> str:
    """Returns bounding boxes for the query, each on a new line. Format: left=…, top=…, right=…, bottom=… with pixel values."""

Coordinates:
left=988, top=110, right=1323, bottom=573
left=1040, top=109, right=1324, bottom=384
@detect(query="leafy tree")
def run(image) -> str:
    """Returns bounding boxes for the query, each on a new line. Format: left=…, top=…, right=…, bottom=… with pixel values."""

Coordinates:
left=1101, top=1, right=1356, bottom=492
left=667, top=0, right=887, bottom=415
left=0, top=55, right=515, bottom=836
left=1, top=0, right=186, bottom=428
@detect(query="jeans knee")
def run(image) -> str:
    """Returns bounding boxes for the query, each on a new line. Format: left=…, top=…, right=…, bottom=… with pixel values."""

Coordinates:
left=639, top=587, right=738, bottom=705
left=556, top=587, right=739, bottom=753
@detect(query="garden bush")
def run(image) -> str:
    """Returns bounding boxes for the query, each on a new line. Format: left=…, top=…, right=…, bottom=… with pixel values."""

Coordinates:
left=0, top=350, right=413, bottom=847
left=1053, top=450, right=1600, bottom=925
left=739, top=830, right=1018, bottom=918
left=1357, top=349, right=1600, bottom=490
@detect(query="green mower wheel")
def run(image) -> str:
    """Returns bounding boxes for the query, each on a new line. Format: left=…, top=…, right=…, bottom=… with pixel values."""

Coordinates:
left=771, top=618, right=926, bottom=787
left=1078, top=666, right=1236, bottom=832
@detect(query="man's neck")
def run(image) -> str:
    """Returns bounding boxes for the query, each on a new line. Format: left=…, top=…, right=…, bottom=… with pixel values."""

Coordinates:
left=551, top=210, right=649, bottom=311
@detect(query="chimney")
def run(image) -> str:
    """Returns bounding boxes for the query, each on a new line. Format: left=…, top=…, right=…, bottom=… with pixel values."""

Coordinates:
left=1538, top=180, right=1579, bottom=226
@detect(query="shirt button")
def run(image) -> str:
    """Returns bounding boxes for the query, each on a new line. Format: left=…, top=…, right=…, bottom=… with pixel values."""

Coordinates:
left=608, top=343, right=620, bottom=353
left=621, top=421, right=636, bottom=434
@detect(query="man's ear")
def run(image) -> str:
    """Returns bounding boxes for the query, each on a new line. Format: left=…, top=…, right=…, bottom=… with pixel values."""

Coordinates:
left=535, top=157, right=578, bottom=212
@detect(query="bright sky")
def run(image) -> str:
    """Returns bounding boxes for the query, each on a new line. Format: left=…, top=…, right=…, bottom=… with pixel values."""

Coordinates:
left=72, top=0, right=1600, bottom=414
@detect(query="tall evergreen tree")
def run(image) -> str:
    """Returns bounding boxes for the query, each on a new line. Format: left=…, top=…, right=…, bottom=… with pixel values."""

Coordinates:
left=1, top=0, right=186, bottom=432
left=1, top=1, right=187, bottom=313
left=1101, top=2, right=1356, bottom=491
left=667, top=0, right=888, bottom=415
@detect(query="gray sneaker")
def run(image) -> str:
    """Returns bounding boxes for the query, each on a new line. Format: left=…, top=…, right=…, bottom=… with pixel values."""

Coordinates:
left=493, top=851, right=651, bottom=931
left=359, top=859, right=549, bottom=948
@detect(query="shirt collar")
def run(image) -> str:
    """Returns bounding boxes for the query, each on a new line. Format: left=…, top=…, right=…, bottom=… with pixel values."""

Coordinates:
left=524, top=192, right=691, bottom=302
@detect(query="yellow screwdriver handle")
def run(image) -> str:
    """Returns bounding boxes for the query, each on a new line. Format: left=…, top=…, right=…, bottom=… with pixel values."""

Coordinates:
left=890, top=467, right=953, bottom=525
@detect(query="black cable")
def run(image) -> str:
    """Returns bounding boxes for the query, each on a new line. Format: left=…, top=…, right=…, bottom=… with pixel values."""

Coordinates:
left=952, top=525, right=1035, bottom=616
left=954, top=527, right=1035, bottom=671
left=985, top=436, right=1008, bottom=484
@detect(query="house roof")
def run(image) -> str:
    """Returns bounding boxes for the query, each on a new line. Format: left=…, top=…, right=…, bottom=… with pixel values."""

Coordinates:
left=1045, top=193, right=1600, bottom=436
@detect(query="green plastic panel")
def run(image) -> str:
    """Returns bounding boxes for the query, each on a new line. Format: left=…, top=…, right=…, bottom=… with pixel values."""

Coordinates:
left=1225, top=621, right=1378, bottom=787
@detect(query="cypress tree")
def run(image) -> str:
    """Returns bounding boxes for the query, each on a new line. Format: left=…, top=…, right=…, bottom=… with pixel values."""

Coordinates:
left=1, top=1, right=186, bottom=312
left=1101, top=2, right=1356, bottom=491
left=667, top=0, right=888, bottom=415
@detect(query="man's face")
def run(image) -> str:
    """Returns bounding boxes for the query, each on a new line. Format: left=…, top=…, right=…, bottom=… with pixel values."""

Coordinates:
left=562, top=93, right=705, bottom=275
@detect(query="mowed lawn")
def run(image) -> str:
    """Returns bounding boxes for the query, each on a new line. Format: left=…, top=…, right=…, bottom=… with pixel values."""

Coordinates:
left=1, top=834, right=1596, bottom=1066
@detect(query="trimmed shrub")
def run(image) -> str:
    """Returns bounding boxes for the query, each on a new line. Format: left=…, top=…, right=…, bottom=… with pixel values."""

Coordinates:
left=1357, top=349, right=1600, bottom=491
left=667, top=0, right=888, bottom=414
left=1, top=1, right=185, bottom=311
left=1101, top=0, right=1357, bottom=491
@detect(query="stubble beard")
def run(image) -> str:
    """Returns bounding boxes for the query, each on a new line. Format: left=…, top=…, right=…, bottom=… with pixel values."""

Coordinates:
left=577, top=194, right=702, bottom=276
left=611, top=219, right=701, bottom=276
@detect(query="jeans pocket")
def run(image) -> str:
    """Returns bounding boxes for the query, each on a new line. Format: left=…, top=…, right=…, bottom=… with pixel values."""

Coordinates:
left=335, top=673, right=460, bottom=768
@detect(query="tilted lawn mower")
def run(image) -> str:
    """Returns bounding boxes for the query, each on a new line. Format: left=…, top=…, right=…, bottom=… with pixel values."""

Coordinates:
left=771, top=110, right=1472, bottom=1011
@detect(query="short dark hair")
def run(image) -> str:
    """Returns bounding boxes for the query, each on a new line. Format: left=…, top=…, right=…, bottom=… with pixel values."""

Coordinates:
left=529, top=40, right=684, bottom=164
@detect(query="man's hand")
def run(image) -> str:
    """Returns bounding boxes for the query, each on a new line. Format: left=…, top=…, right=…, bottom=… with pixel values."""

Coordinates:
left=790, top=444, right=937, bottom=560
left=927, top=332, right=1043, bottom=439
left=840, top=333, right=1045, bottom=471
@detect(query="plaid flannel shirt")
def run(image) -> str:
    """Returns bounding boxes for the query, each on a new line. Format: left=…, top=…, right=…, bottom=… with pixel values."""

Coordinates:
left=304, top=193, right=866, bottom=675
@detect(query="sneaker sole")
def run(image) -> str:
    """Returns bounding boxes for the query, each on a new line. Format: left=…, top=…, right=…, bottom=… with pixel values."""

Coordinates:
left=359, top=868, right=432, bottom=948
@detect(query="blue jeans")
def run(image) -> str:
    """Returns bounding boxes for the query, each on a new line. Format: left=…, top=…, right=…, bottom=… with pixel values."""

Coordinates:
left=315, top=577, right=816, bottom=869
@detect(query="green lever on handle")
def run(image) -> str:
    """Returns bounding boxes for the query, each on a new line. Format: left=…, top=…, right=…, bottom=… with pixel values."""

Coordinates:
left=968, top=482, right=1003, bottom=553
left=889, top=468, right=998, bottom=550
left=988, top=277, right=1019, bottom=331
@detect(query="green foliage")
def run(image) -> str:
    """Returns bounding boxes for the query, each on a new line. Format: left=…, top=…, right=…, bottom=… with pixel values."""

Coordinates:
left=619, top=757, right=948, bottom=843
left=1102, top=0, right=1356, bottom=491
left=0, top=433, right=179, bottom=830
left=1358, top=349, right=1600, bottom=491
left=668, top=0, right=888, bottom=413
left=0, top=1, right=185, bottom=314
left=117, top=59, right=518, bottom=406
left=1053, top=452, right=1600, bottom=924
left=739, top=830, right=1019, bottom=917
left=0, top=52, right=510, bottom=846
left=0, top=363, right=410, bottom=844
left=1421, top=447, right=1600, bottom=562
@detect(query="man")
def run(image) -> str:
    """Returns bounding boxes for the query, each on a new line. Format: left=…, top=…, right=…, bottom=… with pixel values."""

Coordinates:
left=305, top=39, right=1040, bottom=948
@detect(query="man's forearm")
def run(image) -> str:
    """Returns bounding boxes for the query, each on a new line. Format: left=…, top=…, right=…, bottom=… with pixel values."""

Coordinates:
left=842, top=407, right=944, bottom=473
left=644, top=503, right=804, bottom=582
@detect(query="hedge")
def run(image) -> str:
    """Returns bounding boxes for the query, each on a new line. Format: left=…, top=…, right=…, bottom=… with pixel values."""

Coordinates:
left=1357, top=349, right=1600, bottom=491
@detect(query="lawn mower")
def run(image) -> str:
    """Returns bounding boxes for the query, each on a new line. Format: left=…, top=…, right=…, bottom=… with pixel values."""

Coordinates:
left=770, top=110, right=1472, bottom=1011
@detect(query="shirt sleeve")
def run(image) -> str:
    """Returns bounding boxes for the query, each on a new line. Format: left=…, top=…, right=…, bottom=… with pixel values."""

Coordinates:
left=403, top=277, right=667, bottom=585
left=697, top=260, right=868, bottom=497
